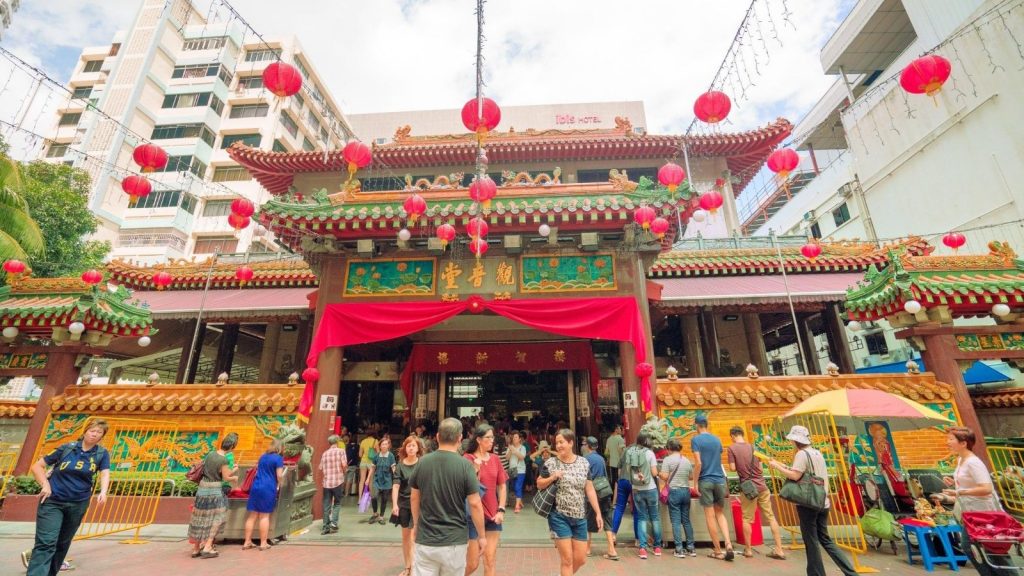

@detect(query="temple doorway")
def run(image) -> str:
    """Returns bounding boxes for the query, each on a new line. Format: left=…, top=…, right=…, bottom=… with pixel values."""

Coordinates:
left=443, top=370, right=571, bottom=430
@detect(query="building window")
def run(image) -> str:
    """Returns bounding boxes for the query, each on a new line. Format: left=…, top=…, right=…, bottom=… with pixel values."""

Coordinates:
left=306, top=110, right=319, bottom=130
left=109, top=44, right=121, bottom=57
left=221, top=134, right=262, bottom=149
left=151, top=123, right=216, bottom=147
left=865, top=332, right=889, bottom=356
left=272, top=140, right=288, bottom=152
left=302, top=137, right=314, bottom=151
left=229, top=104, right=269, bottom=119
left=810, top=222, right=822, bottom=239
left=131, top=189, right=183, bottom=209
left=238, top=75, right=263, bottom=90
left=58, top=113, right=82, bottom=126
left=832, top=202, right=851, bottom=227
left=82, top=60, right=103, bottom=73
left=161, top=92, right=213, bottom=109
left=217, top=66, right=233, bottom=86
left=183, top=36, right=227, bottom=51
left=280, top=113, right=299, bottom=137
left=194, top=236, right=238, bottom=254
left=202, top=200, right=235, bottom=218
left=117, top=233, right=188, bottom=250
left=293, top=92, right=305, bottom=110
left=72, top=86, right=93, bottom=99
left=576, top=167, right=658, bottom=184
left=208, top=94, right=224, bottom=116
left=319, top=127, right=328, bottom=143
left=46, top=144, right=69, bottom=158
left=171, top=63, right=230, bottom=83
left=157, top=155, right=207, bottom=178
left=244, top=48, right=281, bottom=62
left=212, top=166, right=252, bottom=182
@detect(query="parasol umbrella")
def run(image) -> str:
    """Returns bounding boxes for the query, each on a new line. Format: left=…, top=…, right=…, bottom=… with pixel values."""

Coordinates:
left=782, top=388, right=954, bottom=432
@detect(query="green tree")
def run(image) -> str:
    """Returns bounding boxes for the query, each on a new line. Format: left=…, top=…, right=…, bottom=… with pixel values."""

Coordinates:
left=0, top=150, right=46, bottom=262
left=20, top=161, right=110, bottom=277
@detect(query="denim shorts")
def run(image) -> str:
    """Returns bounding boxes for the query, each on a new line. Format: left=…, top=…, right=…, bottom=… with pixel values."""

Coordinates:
left=467, top=518, right=502, bottom=539
left=548, top=509, right=588, bottom=541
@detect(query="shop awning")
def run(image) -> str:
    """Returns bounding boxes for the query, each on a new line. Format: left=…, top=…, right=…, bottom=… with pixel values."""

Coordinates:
left=655, top=273, right=864, bottom=307
left=135, top=287, right=315, bottom=320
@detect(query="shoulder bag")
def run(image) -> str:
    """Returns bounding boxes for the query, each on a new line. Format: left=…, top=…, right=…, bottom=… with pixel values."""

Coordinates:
left=779, top=449, right=826, bottom=511
left=737, top=447, right=761, bottom=500
left=591, top=471, right=613, bottom=500
left=185, top=451, right=208, bottom=483
left=659, top=457, right=680, bottom=504
left=532, top=462, right=558, bottom=518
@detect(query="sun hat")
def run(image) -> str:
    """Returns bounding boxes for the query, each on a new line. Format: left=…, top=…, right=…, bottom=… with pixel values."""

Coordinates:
left=538, top=440, right=551, bottom=450
left=785, top=425, right=812, bottom=445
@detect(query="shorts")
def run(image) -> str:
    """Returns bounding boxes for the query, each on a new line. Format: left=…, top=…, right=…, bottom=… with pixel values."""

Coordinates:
left=548, top=509, right=587, bottom=541
left=586, top=495, right=613, bottom=533
left=698, top=481, right=728, bottom=507
left=740, top=489, right=776, bottom=524
left=413, top=543, right=467, bottom=576
left=395, top=506, right=414, bottom=529
left=467, top=518, right=502, bottom=539
left=359, top=462, right=373, bottom=470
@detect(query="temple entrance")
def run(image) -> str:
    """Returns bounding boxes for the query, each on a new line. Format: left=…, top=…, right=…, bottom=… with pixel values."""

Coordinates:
left=443, top=371, right=572, bottom=431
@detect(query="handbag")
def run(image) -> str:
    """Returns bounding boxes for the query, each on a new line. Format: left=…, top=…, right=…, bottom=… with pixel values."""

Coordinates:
left=185, top=454, right=206, bottom=483
left=659, top=459, right=680, bottom=504
left=592, top=474, right=613, bottom=500
left=532, top=464, right=558, bottom=518
left=358, top=484, right=372, bottom=513
left=779, top=449, right=827, bottom=511
left=738, top=448, right=760, bottom=500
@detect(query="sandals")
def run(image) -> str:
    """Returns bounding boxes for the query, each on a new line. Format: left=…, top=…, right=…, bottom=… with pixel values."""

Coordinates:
left=198, top=550, right=219, bottom=559
left=242, top=543, right=255, bottom=550
left=743, top=550, right=755, bottom=558
left=602, top=553, right=620, bottom=561
left=724, top=547, right=735, bottom=561
left=768, top=550, right=787, bottom=560
left=258, top=545, right=272, bottom=551
left=707, top=551, right=727, bottom=560
left=398, top=569, right=411, bottom=576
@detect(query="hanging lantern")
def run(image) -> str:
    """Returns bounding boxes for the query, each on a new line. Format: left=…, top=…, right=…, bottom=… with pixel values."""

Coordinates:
left=657, top=163, right=686, bottom=194
left=992, top=303, right=1011, bottom=317
left=435, top=223, right=456, bottom=248
left=342, top=140, right=372, bottom=181
left=650, top=217, right=670, bottom=239
left=231, top=198, right=255, bottom=218
left=467, top=217, right=489, bottom=239
left=3, top=327, right=19, bottom=339
left=801, top=241, right=822, bottom=261
left=941, top=232, right=966, bottom=253
left=698, top=191, right=723, bottom=214
left=121, top=175, right=152, bottom=207
left=151, top=271, right=173, bottom=290
left=767, top=148, right=800, bottom=179
left=900, top=55, right=951, bottom=97
left=693, top=90, right=732, bottom=124
left=635, top=362, right=654, bottom=379
left=403, top=193, right=427, bottom=223
left=3, top=259, right=26, bottom=275
left=461, top=97, right=501, bottom=142
left=904, top=300, right=922, bottom=314
left=138, top=336, right=151, bottom=347
left=81, top=269, right=103, bottom=286
left=235, top=265, right=254, bottom=286
left=691, top=209, right=708, bottom=223
left=633, top=206, right=656, bottom=230
left=302, top=366, right=320, bottom=384
left=132, top=143, right=168, bottom=173
left=846, top=320, right=863, bottom=332
left=469, top=176, right=498, bottom=210
left=398, top=228, right=412, bottom=242
left=469, top=237, right=489, bottom=258
left=227, top=212, right=251, bottom=231
left=538, top=224, right=551, bottom=237
left=262, top=61, right=303, bottom=98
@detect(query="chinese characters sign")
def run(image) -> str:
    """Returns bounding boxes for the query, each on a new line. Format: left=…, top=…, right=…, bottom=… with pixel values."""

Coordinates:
left=0, top=352, right=49, bottom=370
left=956, top=333, right=1024, bottom=352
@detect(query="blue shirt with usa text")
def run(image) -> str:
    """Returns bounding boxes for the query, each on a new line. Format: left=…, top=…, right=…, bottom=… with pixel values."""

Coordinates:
left=44, top=442, right=110, bottom=502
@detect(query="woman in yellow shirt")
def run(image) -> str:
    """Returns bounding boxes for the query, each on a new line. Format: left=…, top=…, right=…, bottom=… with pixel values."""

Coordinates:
left=358, top=433, right=378, bottom=504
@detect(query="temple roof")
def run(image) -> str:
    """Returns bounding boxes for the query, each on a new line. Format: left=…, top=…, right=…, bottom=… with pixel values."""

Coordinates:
left=845, top=241, right=1024, bottom=321
left=227, top=118, right=793, bottom=196
left=973, top=387, right=1024, bottom=409
left=48, top=384, right=302, bottom=415
left=106, top=257, right=318, bottom=291
left=0, top=400, right=35, bottom=419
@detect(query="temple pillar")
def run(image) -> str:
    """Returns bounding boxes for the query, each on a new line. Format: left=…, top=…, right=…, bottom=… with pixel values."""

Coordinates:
left=919, top=333, right=989, bottom=465
left=699, top=308, right=720, bottom=373
left=14, top=347, right=82, bottom=474
left=682, top=314, right=705, bottom=378
left=294, top=318, right=312, bottom=369
left=824, top=304, right=856, bottom=374
left=798, top=314, right=820, bottom=375
left=618, top=341, right=643, bottom=444
left=178, top=321, right=206, bottom=384
left=309, top=345, right=343, bottom=520
left=212, top=323, right=239, bottom=381
left=259, top=322, right=282, bottom=383
left=742, top=313, right=768, bottom=375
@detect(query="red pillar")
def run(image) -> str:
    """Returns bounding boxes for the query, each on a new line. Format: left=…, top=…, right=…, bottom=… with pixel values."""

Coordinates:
left=618, top=341, right=643, bottom=444
left=307, top=345, right=343, bottom=520
left=14, top=347, right=83, bottom=474
left=919, top=334, right=989, bottom=464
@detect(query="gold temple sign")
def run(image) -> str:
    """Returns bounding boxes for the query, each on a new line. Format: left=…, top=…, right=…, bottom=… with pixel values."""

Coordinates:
left=441, top=262, right=463, bottom=290
left=496, top=262, right=514, bottom=286
left=956, top=333, right=1024, bottom=352
left=343, top=258, right=437, bottom=297
left=435, top=258, right=518, bottom=295
left=520, top=254, right=615, bottom=293
left=0, top=353, right=49, bottom=370
left=468, top=261, right=486, bottom=288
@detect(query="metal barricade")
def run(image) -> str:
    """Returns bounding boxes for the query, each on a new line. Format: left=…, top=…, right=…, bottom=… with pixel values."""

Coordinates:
left=762, top=412, right=876, bottom=573
left=988, top=445, right=1024, bottom=517
left=0, top=442, right=20, bottom=498
left=33, top=416, right=179, bottom=544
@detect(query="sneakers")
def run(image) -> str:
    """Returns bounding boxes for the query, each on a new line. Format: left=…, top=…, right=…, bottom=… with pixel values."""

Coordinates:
left=638, top=549, right=648, bottom=560
left=688, top=548, right=697, bottom=557
left=61, top=561, right=76, bottom=572
left=654, top=547, right=662, bottom=557
left=21, top=550, right=30, bottom=568
left=673, top=549, right=686, bottom=558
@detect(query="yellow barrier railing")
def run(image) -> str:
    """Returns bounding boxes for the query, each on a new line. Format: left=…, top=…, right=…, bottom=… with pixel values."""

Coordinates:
left=0, top=442, right=20, bottom=498
left=33, top=416, right=179, bottom=544
left=988, top=445, right=1024, bottom=517
left=762, top=412, right=876, bottom=573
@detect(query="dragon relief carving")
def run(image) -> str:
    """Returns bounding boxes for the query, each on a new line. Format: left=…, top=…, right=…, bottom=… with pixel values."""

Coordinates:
left=608, top=169, right=638, bottom=192
left=408, top=173, right=466, bottom=190
left=500, top=168, right=561, bottom=186
left=393, top=125, right=412, bottom=142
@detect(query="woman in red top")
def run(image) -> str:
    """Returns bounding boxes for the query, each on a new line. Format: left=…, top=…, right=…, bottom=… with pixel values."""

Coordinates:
left=464, top=424, right=508, bottom=576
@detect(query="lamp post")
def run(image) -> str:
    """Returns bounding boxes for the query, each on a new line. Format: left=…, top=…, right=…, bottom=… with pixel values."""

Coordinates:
left=182, top=252, right=219, bottom=384
left=771, top=230, right=809, bottom=375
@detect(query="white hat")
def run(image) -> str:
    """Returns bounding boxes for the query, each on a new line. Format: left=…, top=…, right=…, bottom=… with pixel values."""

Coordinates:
left=785, top=425, right=812, bottom=445
left=537, top=440, right=551, bottom=450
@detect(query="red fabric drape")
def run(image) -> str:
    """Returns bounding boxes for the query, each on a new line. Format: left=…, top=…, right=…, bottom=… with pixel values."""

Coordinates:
left=299, top=297, right=650, bottom=419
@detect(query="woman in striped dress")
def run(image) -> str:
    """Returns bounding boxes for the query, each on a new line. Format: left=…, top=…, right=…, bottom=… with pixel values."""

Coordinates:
left=187, top=435, right=238, bottom=559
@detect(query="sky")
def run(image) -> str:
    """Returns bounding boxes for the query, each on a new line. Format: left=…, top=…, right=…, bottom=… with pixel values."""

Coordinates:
left=0, top=0, right=855, bottom=212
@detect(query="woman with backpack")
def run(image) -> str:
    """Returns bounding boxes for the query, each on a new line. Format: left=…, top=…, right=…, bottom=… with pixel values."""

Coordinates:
left=188, top=433, right=239, bottom=558
left=623, top=431, right=662, bottom=559
left=26, top=418, right=111, bottom=576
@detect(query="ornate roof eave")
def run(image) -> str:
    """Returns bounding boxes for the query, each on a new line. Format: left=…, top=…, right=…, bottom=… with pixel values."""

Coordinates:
left=845, top=240, right=1024, bottom=321
left=0, top=275, right=154, bottom=337
left=48, top=383, right=303, bottom=415
left=226, top=118, right=793, bottom=197
left=105, top=257, right=318, bottom=291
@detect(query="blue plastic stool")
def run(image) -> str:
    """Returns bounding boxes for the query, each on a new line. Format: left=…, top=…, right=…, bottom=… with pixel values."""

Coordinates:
left=902, top=523, right=969, bottom=571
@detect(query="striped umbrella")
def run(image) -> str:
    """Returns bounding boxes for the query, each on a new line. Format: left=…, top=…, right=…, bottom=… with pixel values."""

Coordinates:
left=782, top=388, right=954, bottom=432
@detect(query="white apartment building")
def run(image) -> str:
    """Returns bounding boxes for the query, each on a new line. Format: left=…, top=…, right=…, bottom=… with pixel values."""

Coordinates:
left=41, top=0, right=353, bottom=264
left=0, top=0, right=19, bottom=41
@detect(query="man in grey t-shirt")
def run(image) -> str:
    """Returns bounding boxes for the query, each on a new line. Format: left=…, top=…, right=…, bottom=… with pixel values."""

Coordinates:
left=409, top=418, right=485, bottom=576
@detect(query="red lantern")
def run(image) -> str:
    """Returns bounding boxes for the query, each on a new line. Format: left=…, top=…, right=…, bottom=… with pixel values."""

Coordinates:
left=436, top=223, right=456, bottom=248
left=467, top=217, right=489, bottom=239
left=650, top=217, right=670, bottom=239
left=262, top=61, right=303, bottom=98
left=302, top=366, right=320, bottom=384
left=81, top=269, right=103, bottom=286
left=152, top=271, right=173, bottom=290
left=900, top=55, right=951, bottom=97
left=132, top=143, right=168, bottom=173
left=461, top=97, right=501, bottom=139
left=121, top=175, right=152, bottom=207
left=693, top=91, right=732, bottom=124
left=235, top=265, right=254, bottom=286
left=635, top=362, right=654, bottom=379
left=469, top=237, right=489, bottom=258
left=230, top=198, right=255, bottom=218
left=227, top=212, right=250, bottom=231
left=403, top=194, right=427, bottom=223
left=3, top=260, right=26, bottom=275
left=633, top=206, right=656, bottom=230
left=942, top=232, right=966, bottom=252
left=767, top=148, right=800, bottom=179
left=342, top=141, right=372, bottom=177
left=801, top=241, right=822, bottom=261
left=657, top=163, right=686, bottom=194
left=469, top=176, right=498, bottom=210
left=699, top=191, right=723, bottom=214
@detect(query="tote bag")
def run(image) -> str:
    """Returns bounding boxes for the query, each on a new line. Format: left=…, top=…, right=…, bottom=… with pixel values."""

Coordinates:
left=779, top=449, right=826, bottom=511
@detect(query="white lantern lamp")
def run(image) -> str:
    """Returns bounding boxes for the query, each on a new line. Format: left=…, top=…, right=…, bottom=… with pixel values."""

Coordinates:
left=68, top=322, right=86, bottom=335
left=2, top=326, right=18, bottom=339
left=992, top=303, right=1011, bottom=317
left=903, top=300, right=922, bottom=315
left=398, top=228, right=411, bottom=242
left=138, top=336, right=152, bottom=347
left=538, top=224, right=551, bottom=237
left=846, top=320, right=862, bottom=332
left=691, top=209, right=708, bottom=223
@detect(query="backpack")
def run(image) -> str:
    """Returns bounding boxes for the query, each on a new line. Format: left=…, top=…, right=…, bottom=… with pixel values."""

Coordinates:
left=625, top=446, right=652, bottom=489
left=48, top=442, right=109, bottom=480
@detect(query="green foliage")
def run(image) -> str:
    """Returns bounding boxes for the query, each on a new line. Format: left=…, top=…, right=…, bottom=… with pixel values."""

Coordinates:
left=20, top=161, right=109, bottom=277
left=0, top=155, right=45, bottom=262
left=10, top=475, right=41, bottom=495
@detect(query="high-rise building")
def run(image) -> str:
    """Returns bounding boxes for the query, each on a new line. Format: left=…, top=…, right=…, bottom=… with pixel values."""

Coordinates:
left=0, top=0, right=19, bottom=41
left=39, top=0, right=353, bottom=264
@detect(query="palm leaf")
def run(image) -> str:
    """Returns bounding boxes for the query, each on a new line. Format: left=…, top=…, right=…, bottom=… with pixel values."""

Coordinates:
left=0, top=204, right=44, bottom=256
left=0, top=229, right=29, bottom=261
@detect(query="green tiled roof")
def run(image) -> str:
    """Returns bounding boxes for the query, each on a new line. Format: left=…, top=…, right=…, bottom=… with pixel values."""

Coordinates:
left=0, top=279, right=153, bottom=336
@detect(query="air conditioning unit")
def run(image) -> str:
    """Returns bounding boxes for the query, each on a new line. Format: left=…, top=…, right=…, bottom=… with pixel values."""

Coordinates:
left=803, top=211, right=815, bottom=222
left=838, top=182, right=855, bottom=199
